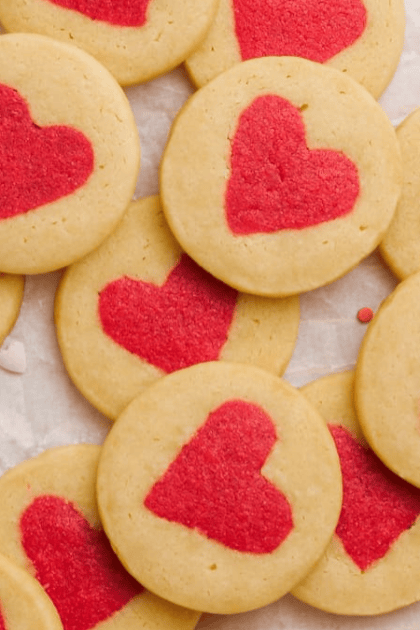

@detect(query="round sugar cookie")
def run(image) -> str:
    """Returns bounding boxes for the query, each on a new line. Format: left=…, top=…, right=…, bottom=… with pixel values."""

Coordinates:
left=294, top=371, right=420, bottom=615
left=0, top=274, right=24, bottom=346
left=185, top=0, right=405, bottom=99
left=55, top=195, right=300, bottom=420
left=380, top=109, right=420, bottom=279
left=160, top=56, right=402, bottom=297
left=0, top=0, right=219, bottom=86
left=97, top=361, right=342, bottom=614
left=0, top=33, right=140, bottom=275
left=355, top=271, right=420, bottom=488
left=0, top=444, right=200, bottom=630
left=0, top=553, right=63, bottom=630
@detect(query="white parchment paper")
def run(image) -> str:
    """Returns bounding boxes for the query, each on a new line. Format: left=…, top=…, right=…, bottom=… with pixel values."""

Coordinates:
left=0, top=2, right=420, bottom=628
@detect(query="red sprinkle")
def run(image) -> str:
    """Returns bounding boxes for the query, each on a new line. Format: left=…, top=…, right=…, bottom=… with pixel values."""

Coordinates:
left=357, top=307, right=374, bottom=323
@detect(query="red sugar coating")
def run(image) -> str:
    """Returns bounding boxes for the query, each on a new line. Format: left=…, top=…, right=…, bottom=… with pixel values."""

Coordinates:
left=98, top=253, right=238, bottom=373
left=19, top=495, right=143, bottom=630
left=329, top=424, right=420, bottom=570
left=234, top=0, right=367, bottom=63
left=145, top=399, right=293, bottom=553
left=0, top=83, right=94, bottom=220
left=357, top=306, right=374, bottom=323
left=225, top=94, right=360, bottom=235
left=47, top=0, right=151, bottom=26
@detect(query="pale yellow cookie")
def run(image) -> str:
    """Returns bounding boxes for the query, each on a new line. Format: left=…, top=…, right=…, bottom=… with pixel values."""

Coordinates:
left=355, top=272, right=420, bottom=488
left=0, top=444, right=200, bottom=630
left=55, top=195, right=300, bottom=420
left=294, top=371, right=420, bottom=615
left=380, top=109, right=420, bottom=279
left=0, top=553, right=63, bottom=630
left=0, top=0, right=219, bottom=86
left=0, top=274, right=24, bottom=346
left=97, top=361, right=342, bottom=614
left=185, top=0, right=405, bottom=99
left=161, top=56, right=402, bottom=297
left=0, top=33, right=140, bottom=274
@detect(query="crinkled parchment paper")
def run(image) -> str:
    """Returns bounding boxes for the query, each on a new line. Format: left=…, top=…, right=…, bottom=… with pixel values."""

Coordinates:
left=0, top=3, right=420, bottom=628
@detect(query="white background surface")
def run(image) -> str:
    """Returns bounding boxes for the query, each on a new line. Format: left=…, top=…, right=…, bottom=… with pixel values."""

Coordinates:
left=0, top=1, right=420, bottom=628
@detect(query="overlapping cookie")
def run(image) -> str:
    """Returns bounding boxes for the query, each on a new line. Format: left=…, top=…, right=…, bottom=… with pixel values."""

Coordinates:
left=185, top=0, right=405, bottom=98
left=380, top=109, right=420, bottom=279
left=161, top=56, right=402, bottom=297
left=55, top=195, right=300, bottom=419
left=294, top=371, right=420, bottom=615
left=97, top=362, right=342, bottom=614
left=0, top=274, right=24, bottom=346
left=0, top=0, right=219, bottom=86
left=0, top=33, right=140, bottom=275
left=355, top=271, right=420, bottom=488
left=0, top=553, right=63, bottom=630
left=0, top=444, right=200, bottom=630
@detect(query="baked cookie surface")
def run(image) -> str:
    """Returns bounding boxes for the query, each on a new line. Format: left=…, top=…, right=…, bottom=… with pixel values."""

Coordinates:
left=355, top=271, right=420, bottom=488
left=0, top=33, right=140, bottom=275
left=55, top=195, right=300, bottom=420
left=0, top=274, right=24, bottom=346
left=185, top=0, right=405, bottom=98
left=380, top=109, right=420, bottom=279
left=0, top=553, right=63, bottom=630
left=161, top=56, right=402, bottom=297
left=0, top=444, right=200, bottom=630
left=0, top=0, right=219, bottom=86
left=97, top=361, right=342, bottom=614
left=294, top=371, right=420, bottom=615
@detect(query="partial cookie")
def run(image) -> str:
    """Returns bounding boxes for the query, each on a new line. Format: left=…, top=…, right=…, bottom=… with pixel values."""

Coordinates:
left=97, top=361, right=342, bottom=614
left=294, top=371, right=420, bottom=615
left=55, top=195, right=300, bottom=420
left=380, top=109, right=420, bottom=279
left=355, top=272, right=420, bottom=488
left=0, top=553, right=62, bottom=630
left=185, top=0, right=405, bottom=99
left=0, top=274, right=24, bottom=346
left=0, top=444, right=200, bottom=630
left=0, top=33, right=140, bottom=274
left=161, top=56, right=402, bottom=297
left=0, top=0, right=219, bottom=86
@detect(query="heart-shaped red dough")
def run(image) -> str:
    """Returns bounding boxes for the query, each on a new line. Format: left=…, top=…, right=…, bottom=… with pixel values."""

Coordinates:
left=0, top=83, right=94, bottom=220
left=225, top=94, right=360, bottom=235
left=0, top=609, right=5, bottom=630
left=46, top=0, right=151, bottom=26
left=20, top=495, right=142, bottom=630
left=233, top=0, right=367, bottom=63
left=329, top=425, right=420, bottom=570
left=144, top=399, right=293, bottom=553
left=98, top=254, right=238, bottom=373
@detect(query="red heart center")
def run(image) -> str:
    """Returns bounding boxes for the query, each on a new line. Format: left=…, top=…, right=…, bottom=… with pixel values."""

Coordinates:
left=0, top=83, right=94, bottom=220
left=98, top=254, right=238, bottom=373
left=46, top=0, right=151, bottom=26
left=144, top=399, right=293, bottom=553
left=0, top=608, right=6, bottom=630
left=19, top=495, right=143, bottom=630
left=233, top=0, right=367, bottom=63
left=329, top=425, right=420, bottom=570
left=225, top=94, right=360, bottom=235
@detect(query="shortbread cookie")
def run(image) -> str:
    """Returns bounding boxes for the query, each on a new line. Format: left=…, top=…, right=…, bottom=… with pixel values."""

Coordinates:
left=55, top=196, right=300, bottom=420
left=0, top=445, right=200, bottom=630
left=97, top=361, right=342, bottom=614
left=0, top=274, right=24, bottom=346
left=294, top=371, right=420, bottom=615
left=355, top=272, right=420, bottom=488
left=161, top=57, right=402, bottom=297
left=185, top=0, right=405, bottom=99
left=0, top=0, right=219, bottom=86
left=0, top=33, right=140, bottom=274
left=0, top=553, right=62, bottom=630
left=380, top=109, right=420, bottom=279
